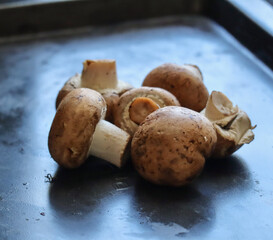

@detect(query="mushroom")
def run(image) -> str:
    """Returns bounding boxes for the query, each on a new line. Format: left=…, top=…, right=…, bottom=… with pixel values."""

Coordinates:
left=114, top=87, right=180, bottom=135
left=142, top=63, right=209, bottom=112
left=56, top=59, right=132, bottom=122
left=131, top=106, right=217, bottom=186
left=48, top=88, right=131, bottom=168
left=201, top=91, right=255, bottom=159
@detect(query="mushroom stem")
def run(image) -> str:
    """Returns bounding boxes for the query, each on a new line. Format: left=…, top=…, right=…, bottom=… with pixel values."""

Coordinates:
left=89, top=120, right=131, bottom=167
left=81, top=60, right=118, bottom=90
left=129, top=97, right=160, bottom=124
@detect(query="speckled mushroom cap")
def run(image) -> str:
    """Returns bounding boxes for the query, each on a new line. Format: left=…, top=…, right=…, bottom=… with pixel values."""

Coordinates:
left=142, top=63, right=209, bottom=112
left=114, top=87, right=180, bottom=136
left=131, top=106, right=217, bottom=186
left=100, top=91, right=120, bottom=123
left=48, top=88, right=106, bottom=168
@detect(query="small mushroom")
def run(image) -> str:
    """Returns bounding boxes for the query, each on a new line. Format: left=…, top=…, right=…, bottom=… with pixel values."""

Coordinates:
left=48, top=88, right=131, bottom=168
left=114, top=87, right=180, bottom=135
left=131, top=106, right=217, bottom=186
left=142, top=63, right=209, bottom=112
left=56, top=59, right=132, bottom=122
left=201, top=91, right=255, bottom=159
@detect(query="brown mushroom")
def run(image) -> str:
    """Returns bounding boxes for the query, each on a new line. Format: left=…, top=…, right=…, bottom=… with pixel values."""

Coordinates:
left=56, top=60, right=132, bottom=122
left=142, top=63, right=209, bottom=112
left=48, top=88, right=131, bottom=168
left=114, top=87, right=180, bottom=135
left=131, top=106, right=217, bottom=186
left=201, top=91, right=255, bottom=159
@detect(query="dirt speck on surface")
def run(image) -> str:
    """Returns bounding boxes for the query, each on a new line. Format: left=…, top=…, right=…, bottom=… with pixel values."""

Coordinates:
left=45, top=173, right=55, bottom=183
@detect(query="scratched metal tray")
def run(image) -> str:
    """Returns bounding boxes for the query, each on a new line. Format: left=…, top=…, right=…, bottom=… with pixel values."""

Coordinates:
left=0, top=1, right=273, bottom=239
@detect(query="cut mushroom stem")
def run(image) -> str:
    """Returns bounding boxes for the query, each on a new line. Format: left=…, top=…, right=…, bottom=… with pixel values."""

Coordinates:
left=129, top=97, right=160, bottom=124
left=89, top=120, right=130, bottom=167
left=81, top=59, right=118, bottom=90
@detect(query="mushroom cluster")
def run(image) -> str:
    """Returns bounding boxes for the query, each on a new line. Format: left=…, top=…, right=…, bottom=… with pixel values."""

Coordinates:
left=48, top=60, right=255, bottom=187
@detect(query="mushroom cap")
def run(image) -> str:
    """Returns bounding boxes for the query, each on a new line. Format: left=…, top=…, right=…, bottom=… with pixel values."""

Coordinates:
left=56, top=73, right=81, bottom=109
left=114, top=87, right=180, bottom=135
left=131, top=106, right=217, bottom=186
left=202, top=91, right=255, bottom=159
left=142, top=63, right=209, bottom=112
left=101, top=92, right=120, bottom=123
left=48, top=88, right=107, bottom=168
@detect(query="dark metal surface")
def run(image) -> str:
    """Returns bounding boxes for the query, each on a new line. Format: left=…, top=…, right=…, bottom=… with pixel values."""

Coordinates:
left=1, top=0, right=272, bottom=72
left=0, top=11, right=273, bottom=240
left=208, top=0, right=273, bottom=70
left=0, top=0, right=206, bottom=37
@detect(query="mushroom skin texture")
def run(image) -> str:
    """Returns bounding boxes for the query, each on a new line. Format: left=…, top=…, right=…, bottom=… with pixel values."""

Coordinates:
left=131, top=106, right=217, bottom=186
left=48, top=88, right=131, bottom=168
left=55, top=73, right=81, bottom=108
left=201, top=91, right=255, bottom=159
left=114, top=87, right=180, bottom=136
left=142, top=63, right=209, bottom=112
left=55, top=60, right=132, bottom=122
left=100, top=91, right=120, bottom=123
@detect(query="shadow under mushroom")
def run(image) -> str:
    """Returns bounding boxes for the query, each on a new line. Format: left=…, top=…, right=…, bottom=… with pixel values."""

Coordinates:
left=48, top=154, right=252, bottom=238
left=48, top=156, right=127, bottom=217
left=131, top=154, right=252, bottom=238
left=132, top=178, right=214, bottom=238
left=197, top=155, right=253, bottom=194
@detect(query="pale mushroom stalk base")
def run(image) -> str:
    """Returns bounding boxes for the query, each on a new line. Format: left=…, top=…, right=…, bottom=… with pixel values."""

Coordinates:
left=80, top=60, right=132, bottom=95
left=81, top=60, right=118, bottom=90
left=89, top=120, right=131, bottom=167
